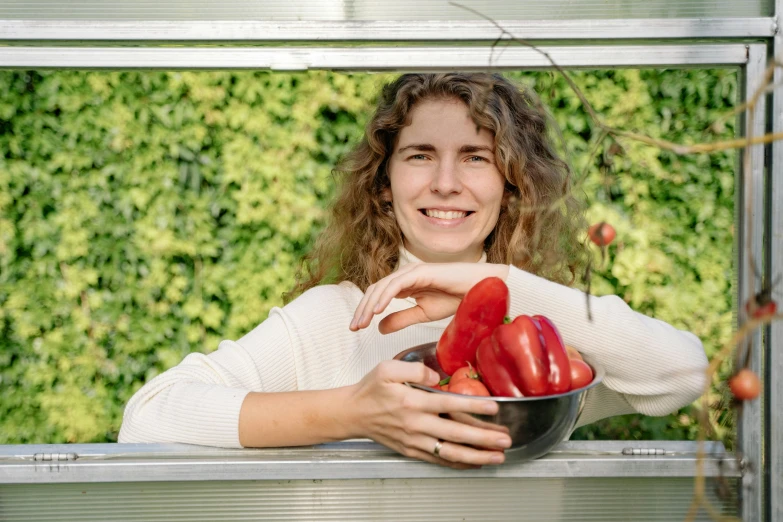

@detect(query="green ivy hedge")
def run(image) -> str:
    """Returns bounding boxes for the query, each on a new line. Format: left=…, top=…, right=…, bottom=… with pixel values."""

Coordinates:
left=0, top=68, right=737, bottom=444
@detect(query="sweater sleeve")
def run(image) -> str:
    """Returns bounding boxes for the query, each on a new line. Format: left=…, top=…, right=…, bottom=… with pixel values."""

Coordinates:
left=118, top=283, right=363, bottom=447
left=504, top=266, right=708, bottom=427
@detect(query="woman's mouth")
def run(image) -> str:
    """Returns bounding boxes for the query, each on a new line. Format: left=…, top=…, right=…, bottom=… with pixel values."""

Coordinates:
left=420, top=209, right=473, bottom=220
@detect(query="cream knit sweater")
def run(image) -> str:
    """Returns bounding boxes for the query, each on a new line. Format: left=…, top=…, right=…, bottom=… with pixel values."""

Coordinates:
left=119, top=250, right=708, bottom=447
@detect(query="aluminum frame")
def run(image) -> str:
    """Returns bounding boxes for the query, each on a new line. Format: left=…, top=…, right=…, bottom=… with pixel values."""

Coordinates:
left=0, top=21, right=777, bottom=522
left=0, top=441, right=740, bottom=484
left=0, top=441, right=744, bottom=522
left=738, top=43, right=768, bottom=522
left=769, top=3, right=783, bottom=521
left=0, top=17, right=776, bottom=42
left=0, top=44, right=752, bottom=70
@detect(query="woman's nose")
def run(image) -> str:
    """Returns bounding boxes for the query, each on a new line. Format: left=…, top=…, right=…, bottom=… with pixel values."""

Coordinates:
left=430, top=160, right=462, bottom=195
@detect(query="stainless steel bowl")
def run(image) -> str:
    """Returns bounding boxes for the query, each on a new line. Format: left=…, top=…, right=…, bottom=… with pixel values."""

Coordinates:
left=393, top=342, right=605, bottom=461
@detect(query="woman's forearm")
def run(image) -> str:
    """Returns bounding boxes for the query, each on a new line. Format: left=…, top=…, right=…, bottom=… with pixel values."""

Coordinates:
left=504, top=265, right=707, bottom=416
left=238, top=386, right=360, bottom=448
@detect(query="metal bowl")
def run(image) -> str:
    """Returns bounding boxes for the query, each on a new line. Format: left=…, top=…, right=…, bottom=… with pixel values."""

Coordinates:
left=393, top=342, right=604, bottom=461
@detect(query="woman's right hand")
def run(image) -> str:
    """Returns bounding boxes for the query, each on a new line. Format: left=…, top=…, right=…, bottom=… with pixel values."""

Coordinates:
left=347, top=360, right=512, bottom=469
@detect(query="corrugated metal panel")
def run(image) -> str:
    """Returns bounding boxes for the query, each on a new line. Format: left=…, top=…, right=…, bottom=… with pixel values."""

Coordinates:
left=0, top=478, right=738, bottom=521
left=0, top=0, right=773, bottom=21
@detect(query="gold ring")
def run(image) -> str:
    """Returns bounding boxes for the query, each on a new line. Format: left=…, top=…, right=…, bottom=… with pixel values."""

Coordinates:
left=432, top=440, right=443, bottom=457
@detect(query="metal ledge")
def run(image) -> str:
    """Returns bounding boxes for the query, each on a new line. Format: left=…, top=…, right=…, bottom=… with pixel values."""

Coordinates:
left=0, top=18, right=776, bottom=43
left=0, top=441, right=741, bottom=484
left=0, top=44, right=751, bottom=70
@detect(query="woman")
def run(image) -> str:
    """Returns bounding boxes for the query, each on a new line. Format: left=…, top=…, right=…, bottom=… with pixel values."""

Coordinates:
left=119, top=73, right=708, bottom=469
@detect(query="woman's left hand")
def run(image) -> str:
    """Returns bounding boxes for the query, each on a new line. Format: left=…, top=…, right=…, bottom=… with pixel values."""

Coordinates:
left=350, top=262, right=509, bottom=334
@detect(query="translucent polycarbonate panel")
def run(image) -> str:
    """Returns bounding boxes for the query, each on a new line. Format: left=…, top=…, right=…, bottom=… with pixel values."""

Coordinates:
left=353, top=0, right=773, bottom=20
left=0, top=478, right=738, bottom=522
left=0, top=0, right=772, bottom=21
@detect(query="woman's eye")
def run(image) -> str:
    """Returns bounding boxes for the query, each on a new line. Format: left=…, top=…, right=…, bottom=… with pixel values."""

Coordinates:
left=409, top=154, right=428, bottom=160
left=467, top=155, right=489, bottom=162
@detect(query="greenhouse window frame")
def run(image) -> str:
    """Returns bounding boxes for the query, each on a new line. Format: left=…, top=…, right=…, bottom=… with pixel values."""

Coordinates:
left=0, top=9, right=781, bottom=522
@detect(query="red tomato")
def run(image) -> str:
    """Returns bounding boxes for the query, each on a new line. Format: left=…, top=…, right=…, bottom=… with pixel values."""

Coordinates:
left=569, top=359, right=594, bottom=390
left=565, top=345, right=584, bottom=362
left=746, top=299, right=777, bottom=320
left=588, top=222, right=616, bottom=247
left=450, top=365, right=479, bottom=385
left=440, top=384, right=450, bottom=392
left=449, top=378, right=491, bottom=397
left=729, top=369, right=761, bottom=401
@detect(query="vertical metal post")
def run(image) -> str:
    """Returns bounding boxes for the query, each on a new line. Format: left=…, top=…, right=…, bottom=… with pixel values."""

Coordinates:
left=768, top=4, right=783, bottom=521
left=739, top=43, right=768, bottom=522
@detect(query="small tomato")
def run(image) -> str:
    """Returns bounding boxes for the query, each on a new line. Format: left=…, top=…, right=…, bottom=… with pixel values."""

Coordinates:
left=729, top=369, right=761, bottom=401
left=746, top=299, right=777, bottom=320
left=450, top=364, right=480, bottom=385
left=449, top=378, right=491, bottom=397
left=569, top=359, right=594, bottom=390
left=588, top=222, right=616, bottom=247
left=565, top=345, right=584, bottom=362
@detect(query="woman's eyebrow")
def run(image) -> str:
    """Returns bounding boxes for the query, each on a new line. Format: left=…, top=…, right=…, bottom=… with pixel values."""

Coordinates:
left=397, top=143, right=436, bottom=153
left=459, top=145, right=494, bottom=154
left=397, top=144, right=493, bottom=154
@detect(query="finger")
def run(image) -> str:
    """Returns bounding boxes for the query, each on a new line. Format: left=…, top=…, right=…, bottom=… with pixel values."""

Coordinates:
left=378, top=306, right=431, bottom=334
left=350, top=281, right=384, bottom=331
left=407, top=389, right=501, bottom=416
left=447, top=411, right=511, bottom=434
left=350, top=283, right=374, bottom=331
left=377, top=360, right=440, bottom=387
left=361, top=264, right=438, bottom=329
left=410, top=436, right=505, bottom=467
left=404, top=447, right=479, bottom=470
left=353, top=278, right=394, bottom=330
left=430, top=440, right=506, bottom=466
left=365, top=267, right=425, bottom=319
left=370, top=270, right=428, bottom=315
left=414, top=414, right=512, bottom=452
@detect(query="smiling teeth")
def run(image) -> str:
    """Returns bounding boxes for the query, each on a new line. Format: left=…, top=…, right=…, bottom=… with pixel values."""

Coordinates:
left=425, top=210, right=467, bottom=219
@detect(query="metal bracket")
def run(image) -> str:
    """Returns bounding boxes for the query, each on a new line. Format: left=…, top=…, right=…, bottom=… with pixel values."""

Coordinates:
left=621, top=448, right=667, bottom=456
left=32, top=453, right=79, bottom=462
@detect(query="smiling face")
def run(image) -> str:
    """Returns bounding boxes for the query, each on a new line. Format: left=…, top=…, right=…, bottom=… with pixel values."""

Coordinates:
left=386, top=97, right=506, bottom=263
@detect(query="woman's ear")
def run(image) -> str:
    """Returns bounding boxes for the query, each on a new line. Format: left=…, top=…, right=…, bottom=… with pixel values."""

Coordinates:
left=502, top=188, right=514, bottom=208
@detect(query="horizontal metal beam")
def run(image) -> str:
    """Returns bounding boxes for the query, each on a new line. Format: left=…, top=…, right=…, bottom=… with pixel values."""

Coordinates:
left=0, top=18, right=776, bottom=42
left=0, top=44, right=750, bottom=70
left=0, top=441, right=740, bottom=484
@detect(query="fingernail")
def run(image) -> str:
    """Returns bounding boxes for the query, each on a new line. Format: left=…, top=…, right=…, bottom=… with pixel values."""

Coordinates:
left=497, top=438, right=511, bottom=449
left=490, top=454, right=504, bottom=464
left=349, top=319, right=356, bottom=329
left=373, top=303, right=382, bottom=313
left=483, top=403, right=496, bottom=413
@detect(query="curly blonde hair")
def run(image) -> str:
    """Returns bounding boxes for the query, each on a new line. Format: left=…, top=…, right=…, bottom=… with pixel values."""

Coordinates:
left=288, top=72, right=588, bottom=300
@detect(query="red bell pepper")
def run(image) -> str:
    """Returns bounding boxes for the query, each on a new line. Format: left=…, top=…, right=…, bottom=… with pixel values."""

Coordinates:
left=478, top=315, right=549, bottom=397
left=533, top=315, right=572, bottom=395
left=475, top=337, right=523, bottom=397
left=436, top=276, right=509, bottom=376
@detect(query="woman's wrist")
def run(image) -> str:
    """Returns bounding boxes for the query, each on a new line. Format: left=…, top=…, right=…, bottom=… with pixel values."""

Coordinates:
left=341, top=382, right=370, bottom=440
left=490, top=263, right=510, bottom=281
left=239, top=386, right=362, bottom=447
